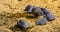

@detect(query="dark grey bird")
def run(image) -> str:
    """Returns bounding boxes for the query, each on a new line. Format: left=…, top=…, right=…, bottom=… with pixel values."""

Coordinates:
left=36, top=17, right=48, bottom=25
left=24, top=5, right=34, bottom=14
left=41, top=7, right=55, bottom=21
left=17, top=19, right=30, bottom=29
left=32, top=7, right=44, bottom=17
left=41, top=7, right=50, bottom=15
left=44, top=13, right=55, bottom=21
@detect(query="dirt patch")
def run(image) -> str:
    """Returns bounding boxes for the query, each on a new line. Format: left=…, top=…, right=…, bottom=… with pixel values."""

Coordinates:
left=0, top=0, right=60, bottom=32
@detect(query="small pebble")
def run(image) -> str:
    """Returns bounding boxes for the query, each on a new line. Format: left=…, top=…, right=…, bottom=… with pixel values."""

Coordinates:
left=17, top=19, right=30, bottom=29
left=32, top=7, right=44, bottom=17
left=44, top=13, right=55, bottom=21
left=36, top=17, right=48, bottom=25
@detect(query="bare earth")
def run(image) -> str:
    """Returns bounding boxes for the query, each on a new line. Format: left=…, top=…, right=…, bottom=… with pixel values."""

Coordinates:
left=0, top=0, right=60, bottom=32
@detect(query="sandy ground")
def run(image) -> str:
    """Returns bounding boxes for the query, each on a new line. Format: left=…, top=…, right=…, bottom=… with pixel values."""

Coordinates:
left=0, top=0, right=60, bottom=32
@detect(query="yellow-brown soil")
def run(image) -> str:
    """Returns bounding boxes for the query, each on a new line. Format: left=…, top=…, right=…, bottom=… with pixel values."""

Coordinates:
left=0, top=0, right=60, bottom=32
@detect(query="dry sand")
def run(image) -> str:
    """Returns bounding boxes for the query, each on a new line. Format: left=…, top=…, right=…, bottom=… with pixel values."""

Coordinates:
left=0, top=0, right=60, bottom=32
